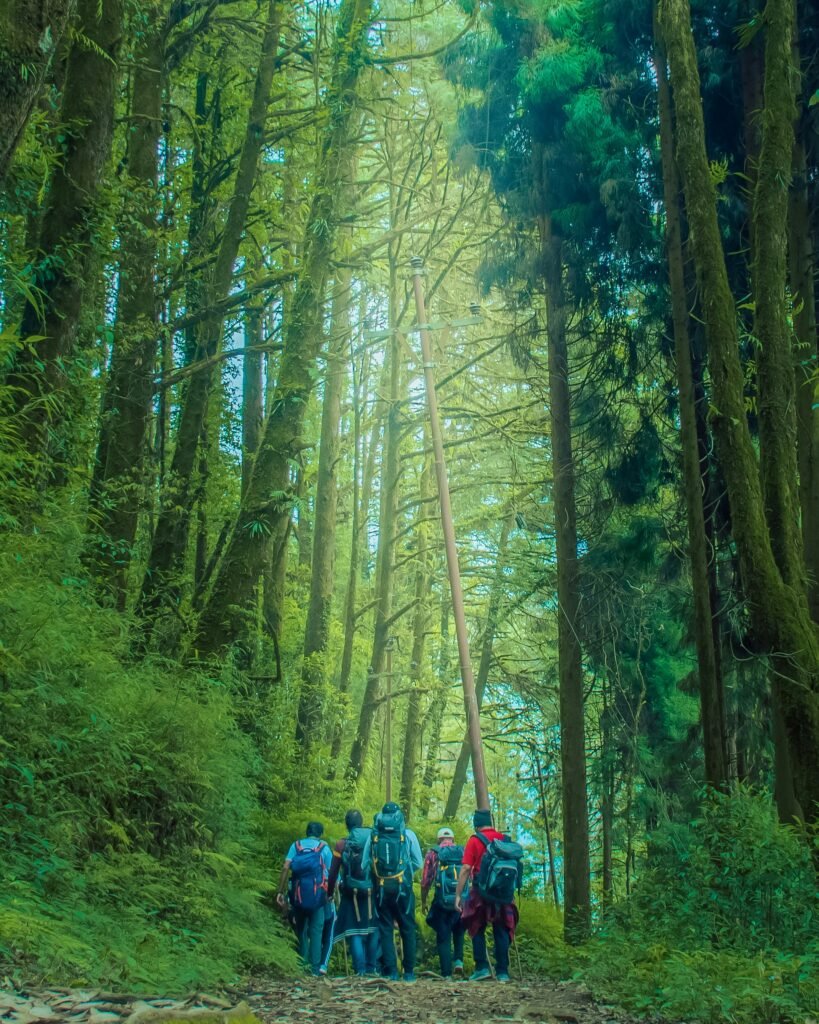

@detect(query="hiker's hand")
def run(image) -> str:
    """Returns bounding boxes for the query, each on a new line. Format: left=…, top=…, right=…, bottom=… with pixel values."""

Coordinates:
left=454, top=895, right=462, bottom=912
left=276, top=892, right=286, bottom=908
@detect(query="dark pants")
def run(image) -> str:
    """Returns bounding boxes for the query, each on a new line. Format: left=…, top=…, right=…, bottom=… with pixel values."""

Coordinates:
left=376, top=886, right=417, bottom=976
left=472, top=920, right=510, bottom=974
left=293, top=904, right=325, bottom=974
left=349, top=930, right=380, bottom=974
left=431, top=910, right=465, bottom=976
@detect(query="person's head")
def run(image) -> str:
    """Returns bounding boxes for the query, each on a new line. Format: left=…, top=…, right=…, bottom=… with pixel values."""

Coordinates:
left=473, top=808, right=493, bottom=831
left=306, top=821, right=324, bottom=838
left=345, top=809, right=363, bottom=830
left=437, top=826, right=455, bottom=843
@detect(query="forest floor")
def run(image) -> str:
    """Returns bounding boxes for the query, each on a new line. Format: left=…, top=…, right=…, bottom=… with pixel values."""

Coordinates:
left=0, top=975, right=628, bottom=1024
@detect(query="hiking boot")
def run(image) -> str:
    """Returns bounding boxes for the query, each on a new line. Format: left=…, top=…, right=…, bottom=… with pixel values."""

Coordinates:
left=496, top=972, right=511, bottom=983
left=453, top=960, right=464, bottom=975
left=388, top=971, right=400, bottom=981
left=469, top=967, right=492, bottom=982
left=403, top=973, right=417, bottom=984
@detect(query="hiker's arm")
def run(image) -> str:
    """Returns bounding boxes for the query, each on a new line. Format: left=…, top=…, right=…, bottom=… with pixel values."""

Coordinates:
left=420, top=851, right=434, bottom=911
left=276, top=859, right=292, bottom=907
left=327, top=848, right=342, bottom=897
left=453, top=864, right=471, bottom=911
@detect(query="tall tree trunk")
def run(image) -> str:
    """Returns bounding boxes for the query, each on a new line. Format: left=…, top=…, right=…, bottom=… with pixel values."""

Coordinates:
left=242, top=302, right=265, bottom=499
left=400, top=453, right=432, bottom=820
left=0, top=0, right=77, bottom=186
left=660, top=0, right=819, bottom=823
left=790, top=83, right=819, bottom=620
left=86, top=13, right=163, bottom=608
left=138, top=0, right=282, bottom=634
left=654, top=9, right=728, bottom=788
left=418, top=595, right=450, bottom=818
left=196, top=0, right=374, bottom=655
left=539, top=207, right=591, bottom=943
left=8, top=0, right=123, bottom=468
left=346, top=281, right=402, bottom=786
left=296, top=266, right=352, bottom=750
left=444, top=512, right=513, bottom=818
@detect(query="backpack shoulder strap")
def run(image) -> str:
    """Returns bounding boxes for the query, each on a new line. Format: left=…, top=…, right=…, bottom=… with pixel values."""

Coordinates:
left=474, top=831, right=491, bottom=849
left=295, top=840, right=304, bottom=853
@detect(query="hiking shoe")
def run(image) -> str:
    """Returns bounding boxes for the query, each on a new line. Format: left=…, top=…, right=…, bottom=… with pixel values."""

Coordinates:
left=388, top=971, right=400, bottom=981
left=453, top=960, right=464, bottom=974
left=469, top=967, right=492, bottom=981
left=496, top=972, right=511, bottom=983
left=403, top=973, right=417, bottom=984
left=318, top=967, right=328, bottom=977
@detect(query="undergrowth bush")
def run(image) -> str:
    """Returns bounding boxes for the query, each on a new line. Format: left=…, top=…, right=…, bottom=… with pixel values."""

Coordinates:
left=0, top=527, right=297, bottom=990
left=576, top=791, right=819, bottom=1023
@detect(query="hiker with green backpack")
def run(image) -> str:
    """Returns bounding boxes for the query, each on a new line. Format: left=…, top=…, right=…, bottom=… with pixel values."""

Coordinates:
left=362, top=801, right=423, bottom=982
left=327, top=809, right=380, bottom=976
left=421, top=827, right=468, bottom=978
left=454, top=809, right=522, bottom=982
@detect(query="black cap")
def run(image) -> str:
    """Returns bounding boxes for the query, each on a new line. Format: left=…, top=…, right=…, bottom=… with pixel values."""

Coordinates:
left=473, top=808, right=492, bottom=830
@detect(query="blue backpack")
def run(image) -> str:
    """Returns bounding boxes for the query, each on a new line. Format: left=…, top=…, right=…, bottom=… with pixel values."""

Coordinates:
left=435, top=844, right=467, bottom=909
left=290, top=840, right=328, bottom=910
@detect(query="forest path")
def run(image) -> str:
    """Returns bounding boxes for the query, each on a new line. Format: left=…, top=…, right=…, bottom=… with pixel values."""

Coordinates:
left=243, top=974, right=620, bottom=1024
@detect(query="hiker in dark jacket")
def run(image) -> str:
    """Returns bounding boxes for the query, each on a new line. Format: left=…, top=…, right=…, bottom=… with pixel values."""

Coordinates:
left=276, top=821, right=333, bottom=975
left=454, top=809, right=519, bottom=982
left=362, top=801, right=423, bottom=982
left=327, top=809, right=379, bottom=975
left=421, top=827, right=467, bottom=978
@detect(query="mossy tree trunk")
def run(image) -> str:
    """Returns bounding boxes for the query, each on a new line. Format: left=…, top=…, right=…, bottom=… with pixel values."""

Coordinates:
left=138, top=0, right=283, bottom=635
left=196, top=0, right=374, bottom=655
left=660, top=0, right=819, bottom=823
left=9, top=0, right=123, bottom=470
left=655, top=7, right=728, bottom=789
left=86, top=11, right=164, bottom=608
left=0, top=0, right=77, bottom=185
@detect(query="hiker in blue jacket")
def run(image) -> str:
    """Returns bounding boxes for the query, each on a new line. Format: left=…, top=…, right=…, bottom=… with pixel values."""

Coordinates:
left=276, top=821, right=333, bottom=975
left=362, top=802, right=423, bottom=982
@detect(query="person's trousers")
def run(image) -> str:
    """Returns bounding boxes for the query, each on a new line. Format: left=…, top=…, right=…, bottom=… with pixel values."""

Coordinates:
left=293, top=905, right=325, bottom=973
left=471, top=920, right=510, bottom=974
left=431, top=910, right=465, bottom=976
left=376, top=888, right=417, bottom=976
left=348, top=930, right=380, bottom=974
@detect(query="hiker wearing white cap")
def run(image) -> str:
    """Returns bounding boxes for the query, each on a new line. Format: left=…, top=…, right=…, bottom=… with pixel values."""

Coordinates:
left=421, top=826, right=467, bottom=978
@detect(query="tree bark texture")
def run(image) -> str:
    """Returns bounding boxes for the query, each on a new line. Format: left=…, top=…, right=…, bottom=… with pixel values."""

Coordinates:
left=655, top=10, right=728, bottom=789
left=0, top=0, right=77, bottom=185
left=296, top=266, right=352, bottom=750
left=9, top=0, right=123, bottom=466
left=418, top=595, right=450, bottom=819
left=196, top=0, right=374, bottom=655
left=660, top=0, right=819, bottom=823
left=540, top=210, right=591, bottom=943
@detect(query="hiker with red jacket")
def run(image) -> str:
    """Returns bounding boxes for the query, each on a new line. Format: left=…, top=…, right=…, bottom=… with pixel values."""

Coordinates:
left=276, top=821, right=333, bottom=976
left=454, top=808, right=522, bottom=982
left=421, top=826, right=467, bottom=978
left=327, top=809, right=379, bottom=976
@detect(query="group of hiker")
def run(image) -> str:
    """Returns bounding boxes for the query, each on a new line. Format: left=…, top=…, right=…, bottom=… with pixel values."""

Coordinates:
left=276, top=802, right=522, bottom=983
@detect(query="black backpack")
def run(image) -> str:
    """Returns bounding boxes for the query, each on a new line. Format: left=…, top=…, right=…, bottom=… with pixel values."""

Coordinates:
left=434, top=844, right=467, bottom=909
left=341, top=826, right=372, bottom=891
left=371, top=809, right=408, bottom=895
left=474, top=832, right=523, bottom=905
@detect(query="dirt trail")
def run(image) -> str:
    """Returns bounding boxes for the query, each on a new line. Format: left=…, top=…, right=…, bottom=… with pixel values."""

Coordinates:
left=243, top=975, right=622, bottom=1024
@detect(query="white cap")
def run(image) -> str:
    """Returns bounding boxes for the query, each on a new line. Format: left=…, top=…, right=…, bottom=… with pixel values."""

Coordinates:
left=437, top=827, right=455, bottom=840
